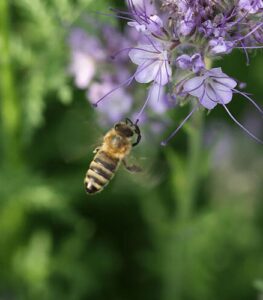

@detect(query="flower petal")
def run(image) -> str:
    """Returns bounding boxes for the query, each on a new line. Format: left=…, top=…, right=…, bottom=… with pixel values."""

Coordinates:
left=155, top=61, right=172, bottom=85
left=129, top=44, right=159, bottom=65
left=183, top=76, right=205, bottom=97
left=200, top=90, right=218, bottom=109
left=206, top=67, right=223, bottom=78
left=176, top=54, right=192, bottom=70
left=213, top=77, right=237, bottom=89
left=135, top=61, right=160, bottom=83
left=212, top=83, right=233, bottom=104
left=148, top=84, right=168, bottom=114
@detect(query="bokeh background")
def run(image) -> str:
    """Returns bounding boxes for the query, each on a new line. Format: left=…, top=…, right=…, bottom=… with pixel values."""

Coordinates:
left=0, top=1, right=263, bottom=300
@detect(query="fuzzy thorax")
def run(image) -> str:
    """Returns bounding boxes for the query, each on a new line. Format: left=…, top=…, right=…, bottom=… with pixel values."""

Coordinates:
left=101, top=129, right=132, bottom=159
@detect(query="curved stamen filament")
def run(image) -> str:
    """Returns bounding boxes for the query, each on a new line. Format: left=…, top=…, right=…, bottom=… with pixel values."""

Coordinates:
left=161, top=105, right=198, bottom=146
left=94, top=60, right=157, bottom=106
left=222, top=104, right=263, bottom=144
left=233, top=88, right=263, bottom=115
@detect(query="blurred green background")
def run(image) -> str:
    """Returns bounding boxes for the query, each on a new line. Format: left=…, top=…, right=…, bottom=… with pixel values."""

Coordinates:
left=0, top=1, right=263, bottom=300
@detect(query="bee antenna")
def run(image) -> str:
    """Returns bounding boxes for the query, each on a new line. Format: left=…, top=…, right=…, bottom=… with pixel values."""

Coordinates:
left=125, top=118, right=141, bottom=127
left=124, top=118, right=141, bottom=146
left=132, top=122, right=141, bottom=147
left=125, top=117, right=131, bottom=123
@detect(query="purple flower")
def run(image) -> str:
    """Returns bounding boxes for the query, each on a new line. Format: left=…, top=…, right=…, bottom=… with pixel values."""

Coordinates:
left=126, top=0, right=166, bottom=37
left=179, top=8, right=195, bottom=36
left=209, top=37, right=235, bottom=55
left=69, top=52, right=96, bottom=89
left=200, top=20, right=214, bottom=37
left=102, top=27, right=130, bottom=62
left=68, top=25, right=138, bottom=126
left=68, top=28, right=105, bottom=60
left=88, top=81, right=132, bottom=124
left=183, top=68, right=237, bottom=109
left=128, top=15, right=164, bottom=36
left=129, top=43, right=172, bottom=85
left=176, top=53, right=205, bottom=73
left=68, top=29, right=105, bottom=89
left=127, top=0, right=156, bottom=15
left=69, top=0, right=263, bottom=144
left=239, top=0, right=263, bottom=13
left=162, top=67, right=263, bottom=145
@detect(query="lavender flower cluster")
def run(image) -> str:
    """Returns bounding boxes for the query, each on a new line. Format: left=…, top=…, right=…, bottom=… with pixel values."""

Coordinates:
left=69, top=26, right=133, bottom=126
left=69, top=22, right=171, bottom=132
left=69, top=0, right=263, bottom=144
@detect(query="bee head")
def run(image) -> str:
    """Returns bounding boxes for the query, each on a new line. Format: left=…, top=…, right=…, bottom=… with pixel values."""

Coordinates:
left=114, top=118, right=141, bottom=146
left=114, top=122, right=134, bottom=137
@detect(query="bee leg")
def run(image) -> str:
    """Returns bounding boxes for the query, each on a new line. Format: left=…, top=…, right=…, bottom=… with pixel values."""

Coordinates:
left=123, top=159, right=142, bottom=173
left=93, top=146, right=101, bottom=154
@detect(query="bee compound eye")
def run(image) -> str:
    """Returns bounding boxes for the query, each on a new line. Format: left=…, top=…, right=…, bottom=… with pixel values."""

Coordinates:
left=123, top=128, right=133, bottom=137
left=114, top=124, right=120, bottom=130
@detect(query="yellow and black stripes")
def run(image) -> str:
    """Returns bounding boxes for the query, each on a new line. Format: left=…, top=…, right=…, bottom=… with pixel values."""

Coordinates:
left=85, top=151, right=120, bottom=194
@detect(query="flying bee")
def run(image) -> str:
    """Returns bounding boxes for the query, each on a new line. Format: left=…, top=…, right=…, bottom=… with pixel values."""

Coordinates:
left=84, top=118, right=142, bottom=194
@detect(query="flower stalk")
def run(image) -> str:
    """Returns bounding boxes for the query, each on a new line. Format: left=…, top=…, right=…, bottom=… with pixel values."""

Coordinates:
left=183, top=105, right=204, bottom=219
left=176, top=60, right=212, bottom=220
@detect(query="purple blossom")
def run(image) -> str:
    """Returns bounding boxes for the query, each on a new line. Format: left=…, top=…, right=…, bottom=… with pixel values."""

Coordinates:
left=68, top=26, right=135, bottom=124
left=239, top=0, right=263, bottom=14
left=68, top=28, right=105, bottom=61
left=183, top=68, right=237, bottom=109
left=69, top=0, right=263, bottom=145
left=128, top=15, right=164, bottom=36
left=127, top=0, right=156, bottom=15
left=126, top=0, right=164, bottom=37
left=129, top=43, right=172, bottom=85
left=179, top=8, right=195, bottom=36
left=68, top=22, right=172, bottom=133
left=176, top=54, right=205, bottom=73
left=68, top=28, right=105, bottom=88
left=88, top=81, right=132, bottom=124
left=182, top=67, right=263, bottom=144
left=69, top=52, right=96, bottom=89
left=200, top=20, right=214, bottom=37
left=102, top=26, right=131, bottom=62
left=209, top=37, right=235, bottom=54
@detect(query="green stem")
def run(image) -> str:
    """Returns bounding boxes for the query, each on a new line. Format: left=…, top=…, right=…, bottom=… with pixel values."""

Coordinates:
left=0, top=0, right=22, bottom=167
left=182, top=107, right=204, bottom=219
left=161, top=107, right=204, bottom=300
left=167, top=106, right=204, bottom=222
left=162, top=63, right=210, bottom=300
left=177, top=61, right=212, bottom=220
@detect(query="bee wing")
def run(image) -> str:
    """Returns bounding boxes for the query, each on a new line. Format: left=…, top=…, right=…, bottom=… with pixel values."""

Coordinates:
left=122, top=159, right=142, bottom=173
left=120, top=155, right=162, bottom=189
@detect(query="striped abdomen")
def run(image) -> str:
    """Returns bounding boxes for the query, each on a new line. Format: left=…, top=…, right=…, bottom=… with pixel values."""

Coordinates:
left=84, top=151, right=120, bottom=194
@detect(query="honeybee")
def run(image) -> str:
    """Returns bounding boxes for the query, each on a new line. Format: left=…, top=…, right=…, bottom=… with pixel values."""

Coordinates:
left=84, top=118, right=142, bottom=194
